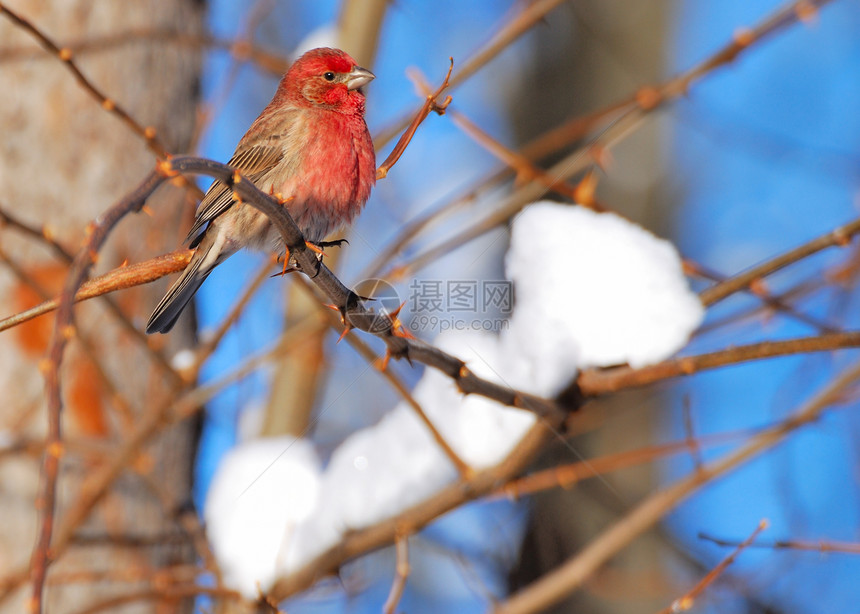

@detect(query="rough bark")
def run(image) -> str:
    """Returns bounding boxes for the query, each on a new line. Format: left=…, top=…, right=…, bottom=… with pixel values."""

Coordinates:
left=0, top=1, right=203, bottom=612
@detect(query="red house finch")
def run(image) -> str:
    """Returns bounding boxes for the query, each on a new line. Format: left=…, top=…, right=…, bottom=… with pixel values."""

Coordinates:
left=146, top=47, right=376, bottom=334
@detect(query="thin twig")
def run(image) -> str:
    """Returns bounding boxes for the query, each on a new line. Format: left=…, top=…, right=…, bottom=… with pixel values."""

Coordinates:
left=695, top=272, right=830, bottom=337
left=686, top=259, right=839, bottom=333
left=657, top=519, right=768, bottom=614
left=447, top=108, right=580, bottom=202
left=373, top=0, right=571, bottom=149
left=698, top=533, right=860, bottom=554
left=383, top=535, right=410, bottom=614
left=136, top=473, right=223, bottom=587
left=681, top=396, right=704, bottom=472
left=499, top=426, right=759, bottom=500
left=376, top=58, right=453, bottom=180
left=0, top=29, right=290, bottom=75
left=0, top=2, right=169, bottom=158
left=0, top=203, right=73, bottom=263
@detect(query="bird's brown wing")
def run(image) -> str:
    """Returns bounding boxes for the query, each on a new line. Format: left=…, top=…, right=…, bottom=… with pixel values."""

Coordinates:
left=184, top=143, right=285, bottom=245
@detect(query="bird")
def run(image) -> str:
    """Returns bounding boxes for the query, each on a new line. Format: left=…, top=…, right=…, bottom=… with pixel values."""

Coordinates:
left=146, top=47, right=376, bottom=334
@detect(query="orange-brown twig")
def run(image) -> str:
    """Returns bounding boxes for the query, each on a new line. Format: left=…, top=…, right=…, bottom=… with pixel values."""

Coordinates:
left=373, top=0, right=570, bottom=149
left=700, top=216, right=860, bottom=307
left=658, top=520, right=769, bottom=614
left=577, top=331, right=860, bottom=395
left=376, top=58, right=454, bottom=180
left=0, top=29, right=290, bottom=75
left=0, top=250, right=192, bottom=334
left=686, top=259, right=839, bottom=334
left=499, top=427, right=759, bottom=500
left=28, top=167, right=166, bottom=614
left=0, top=2, right=169, bottom=159
left=447, top=108, right=582, bottom=202
left=383, top=535, right=410, bottom=614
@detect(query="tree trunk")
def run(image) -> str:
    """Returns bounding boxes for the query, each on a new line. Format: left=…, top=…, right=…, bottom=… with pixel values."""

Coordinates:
left=0, top=1, right=204, bottom=612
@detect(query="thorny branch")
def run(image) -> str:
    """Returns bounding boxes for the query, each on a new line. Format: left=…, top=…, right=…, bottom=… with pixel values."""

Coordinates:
left=26, top=156, right=566, bottom=611
left=158, top=158, right=565, bottom=421
left=295, top=274, right=472, bottom=477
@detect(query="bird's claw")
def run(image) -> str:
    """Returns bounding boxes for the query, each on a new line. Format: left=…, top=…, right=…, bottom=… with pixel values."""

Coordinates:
left=317, top=238, right=349, bottom=249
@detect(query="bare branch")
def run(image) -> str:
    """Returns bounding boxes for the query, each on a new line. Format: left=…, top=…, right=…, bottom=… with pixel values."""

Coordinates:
left=0, top=251, right=192, bottom=333
left=577, top=332, right=860, bottom=395
left=495, top=356, right=860, bottom=614
left=657, top=520, right=768, bottom=614
left=383, top=535, right=410, bottom=614
left=0, top=2, right=169, bottom=158
left=379, top=0, right=837, bottom=282
left=376, top=58, right=453, bottom=180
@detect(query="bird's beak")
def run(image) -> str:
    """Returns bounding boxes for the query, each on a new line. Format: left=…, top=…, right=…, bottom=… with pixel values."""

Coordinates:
left=346, top=65, right=375, bottom=91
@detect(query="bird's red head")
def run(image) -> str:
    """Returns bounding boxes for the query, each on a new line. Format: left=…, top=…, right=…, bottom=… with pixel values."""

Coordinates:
left=280, top=47, right=375, bottom=115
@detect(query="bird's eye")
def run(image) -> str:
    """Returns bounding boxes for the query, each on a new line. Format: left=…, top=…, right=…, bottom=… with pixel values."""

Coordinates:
left=323, top=72, right=335, bottom=81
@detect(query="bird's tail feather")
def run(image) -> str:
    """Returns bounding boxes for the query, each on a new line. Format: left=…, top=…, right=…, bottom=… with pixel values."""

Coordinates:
left=146, top=243, right=215, bottom=334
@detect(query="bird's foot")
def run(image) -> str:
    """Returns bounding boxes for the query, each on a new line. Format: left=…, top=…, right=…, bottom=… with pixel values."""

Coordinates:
left=304, top=238, right=349, bottom=260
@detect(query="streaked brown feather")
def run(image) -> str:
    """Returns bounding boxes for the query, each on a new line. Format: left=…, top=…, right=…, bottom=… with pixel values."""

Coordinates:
left=184, top=143, right=285, bottom=244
